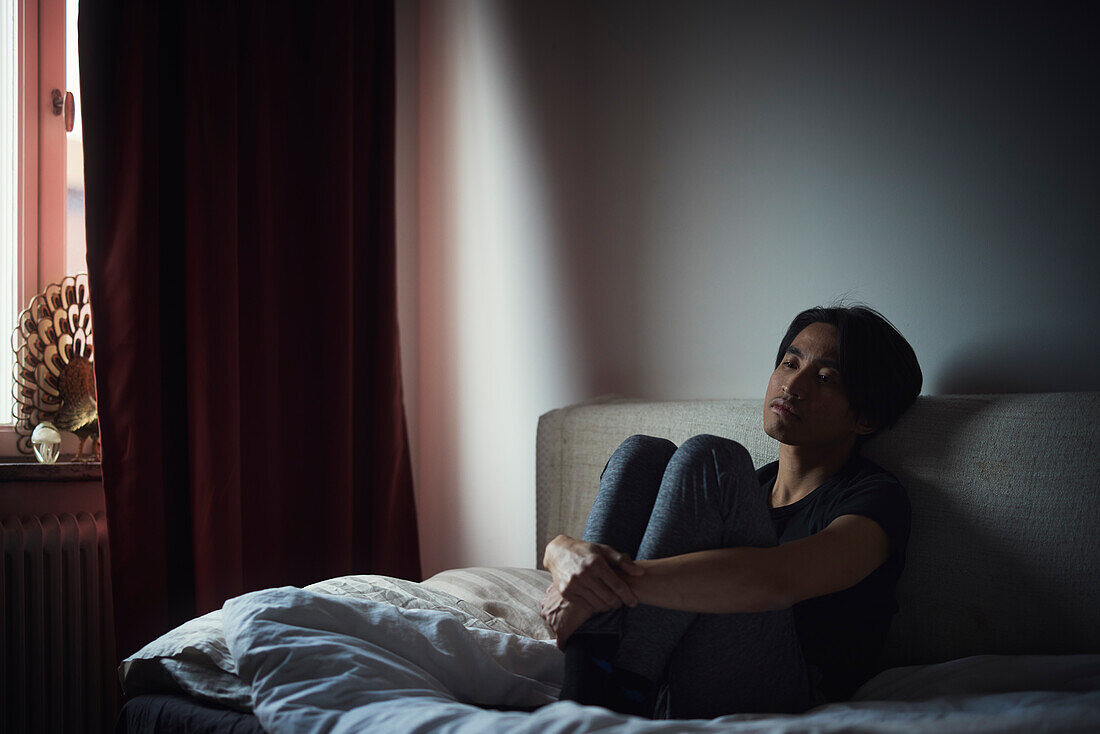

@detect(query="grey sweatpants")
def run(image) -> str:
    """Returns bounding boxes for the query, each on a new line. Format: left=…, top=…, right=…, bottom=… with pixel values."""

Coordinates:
left=577, top=434, right=818, bottom=718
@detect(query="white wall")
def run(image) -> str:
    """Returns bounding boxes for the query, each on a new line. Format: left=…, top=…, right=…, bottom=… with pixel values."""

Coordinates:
left=405, top=0, right=1100, bottom=576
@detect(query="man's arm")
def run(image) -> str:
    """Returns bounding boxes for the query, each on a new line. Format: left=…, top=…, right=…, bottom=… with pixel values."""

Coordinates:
left=624, top=514, right=891, bottom=613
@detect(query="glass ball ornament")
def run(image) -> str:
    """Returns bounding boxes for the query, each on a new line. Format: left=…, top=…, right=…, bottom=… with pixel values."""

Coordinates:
left=31, top=421, right=62, bottom=464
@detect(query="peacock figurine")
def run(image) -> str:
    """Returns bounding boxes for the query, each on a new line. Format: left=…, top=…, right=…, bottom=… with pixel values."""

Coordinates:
left=11, top=273, right=100, bottom=461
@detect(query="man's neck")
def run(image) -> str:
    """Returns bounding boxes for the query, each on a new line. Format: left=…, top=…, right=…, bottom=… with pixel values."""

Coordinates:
left=770, top=441, right=856, bottom=508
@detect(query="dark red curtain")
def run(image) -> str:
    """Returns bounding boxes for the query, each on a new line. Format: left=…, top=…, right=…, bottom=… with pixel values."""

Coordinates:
left=79, top=0, right=421, bottom=661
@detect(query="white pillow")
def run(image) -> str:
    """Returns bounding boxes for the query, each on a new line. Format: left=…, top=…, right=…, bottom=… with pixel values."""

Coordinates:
left=422, top=566, right=553, bottom=641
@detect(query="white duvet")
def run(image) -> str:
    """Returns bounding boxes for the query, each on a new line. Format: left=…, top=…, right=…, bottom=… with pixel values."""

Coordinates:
left=219, top=586, right=1100, bottom=734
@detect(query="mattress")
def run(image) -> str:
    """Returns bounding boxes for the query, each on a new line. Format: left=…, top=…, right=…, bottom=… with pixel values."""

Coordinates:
left=116, top=694, right=264, bottom=734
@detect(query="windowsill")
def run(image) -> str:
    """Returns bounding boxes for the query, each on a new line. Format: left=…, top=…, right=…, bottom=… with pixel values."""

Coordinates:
left=0, top=424, right=94, bottom=475
left=0, top=457, right=102, bottom=482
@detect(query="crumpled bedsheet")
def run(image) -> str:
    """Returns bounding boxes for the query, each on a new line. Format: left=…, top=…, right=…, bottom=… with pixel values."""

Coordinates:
left=119, top=569, right=554, bottom=711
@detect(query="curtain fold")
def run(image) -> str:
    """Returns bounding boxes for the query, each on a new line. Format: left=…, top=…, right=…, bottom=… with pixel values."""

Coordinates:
left=79, top=0, right=420, bottom=661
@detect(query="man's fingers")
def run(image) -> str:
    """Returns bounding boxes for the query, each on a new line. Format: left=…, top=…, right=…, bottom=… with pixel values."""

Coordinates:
left=594, top=547, right=640, bottom=604
left=594, top=558, right=633, bottom=607
left=600, top=545, right=644, bottom=576
left=616, top=554, right=645, bottom=576
left=585, top=579, right=619, bottom=610
left=575, top=556, right=623, bottom=609
left=565, top=581, right=613, bottom=611
left=597, top=563, right=638, bottom=607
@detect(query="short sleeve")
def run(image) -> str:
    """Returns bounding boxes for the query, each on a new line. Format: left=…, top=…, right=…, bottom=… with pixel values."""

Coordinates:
left=824, top=476, right=911, bottom=563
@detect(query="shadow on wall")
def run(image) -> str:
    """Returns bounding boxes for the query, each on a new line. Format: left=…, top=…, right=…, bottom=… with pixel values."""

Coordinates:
left=489, top=1, right=1100, bottom=400
left=935, top=336, right=1100, bottom=395
left=491, top=1, right=664, bottom=398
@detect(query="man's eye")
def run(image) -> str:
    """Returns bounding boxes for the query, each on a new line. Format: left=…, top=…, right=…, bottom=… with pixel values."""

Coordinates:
left=818, top=374, right=830, bottom=383
left=783, top=361, right=796, bottom=369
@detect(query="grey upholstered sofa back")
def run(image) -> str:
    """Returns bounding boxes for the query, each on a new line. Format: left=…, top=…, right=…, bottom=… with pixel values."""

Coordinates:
left=535, top=393, right=1100, bottom=668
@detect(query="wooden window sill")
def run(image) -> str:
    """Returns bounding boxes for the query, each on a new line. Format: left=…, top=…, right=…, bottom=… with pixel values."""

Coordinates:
left=0, top=458, right=102, bottom=482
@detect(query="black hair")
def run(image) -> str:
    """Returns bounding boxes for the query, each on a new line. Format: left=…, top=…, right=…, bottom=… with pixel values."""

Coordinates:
left=775, top=305, right=922, bottom=435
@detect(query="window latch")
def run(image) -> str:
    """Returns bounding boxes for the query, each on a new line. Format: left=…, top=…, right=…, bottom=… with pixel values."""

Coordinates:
left=51, top=89, right=75, bottom=132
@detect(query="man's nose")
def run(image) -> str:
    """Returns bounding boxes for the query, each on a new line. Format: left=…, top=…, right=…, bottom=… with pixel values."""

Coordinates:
left=784, top=368, right=813, bottom=398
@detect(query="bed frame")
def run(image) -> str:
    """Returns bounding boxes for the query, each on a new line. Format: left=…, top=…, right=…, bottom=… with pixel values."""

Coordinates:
left=536, top=393, right=1100, bottom=667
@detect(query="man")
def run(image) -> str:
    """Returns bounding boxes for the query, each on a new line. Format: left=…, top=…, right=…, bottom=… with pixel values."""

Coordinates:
left=541, top=305, right=922, bottom=718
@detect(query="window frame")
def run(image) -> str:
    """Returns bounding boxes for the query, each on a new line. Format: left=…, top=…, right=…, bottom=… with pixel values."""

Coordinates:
left=2, top=0, right=78, bottom=457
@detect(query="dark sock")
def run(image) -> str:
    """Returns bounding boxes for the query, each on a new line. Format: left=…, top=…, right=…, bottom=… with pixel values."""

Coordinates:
left=559, top=633, right=619, bottom=704
left=559, top=634, right=657, bottom=718
left=608, top=665, right=658, bottom=718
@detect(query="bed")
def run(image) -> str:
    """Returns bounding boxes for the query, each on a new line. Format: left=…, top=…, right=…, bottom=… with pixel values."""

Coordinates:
left=117, top=393, right=1100, bottom=732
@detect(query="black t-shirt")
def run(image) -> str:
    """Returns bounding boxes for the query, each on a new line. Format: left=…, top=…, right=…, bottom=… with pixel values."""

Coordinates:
left=757, top=455, right=911, bottom=702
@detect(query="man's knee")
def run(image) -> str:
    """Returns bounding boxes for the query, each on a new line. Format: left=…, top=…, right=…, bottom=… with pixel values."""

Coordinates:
left=672, top=434, right=754, bottom=476
left=601, top=435, right=678, bottom=480
left=614, top=434, right=678, bottom=461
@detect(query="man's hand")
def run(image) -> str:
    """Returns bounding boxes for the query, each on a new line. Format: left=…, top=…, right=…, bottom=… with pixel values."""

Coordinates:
left=540, top=584, right=596, bottom=650
left=542, top=534, right=643, bottom=612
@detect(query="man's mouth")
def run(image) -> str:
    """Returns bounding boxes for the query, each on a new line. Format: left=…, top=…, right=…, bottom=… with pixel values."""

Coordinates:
left=770, top=398, right=800, bottom=419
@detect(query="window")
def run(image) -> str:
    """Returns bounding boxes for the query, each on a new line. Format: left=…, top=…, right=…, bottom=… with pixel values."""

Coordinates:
left=1, top=0, right=88, bottom=456
left=1, top=3, right=20, bottom=429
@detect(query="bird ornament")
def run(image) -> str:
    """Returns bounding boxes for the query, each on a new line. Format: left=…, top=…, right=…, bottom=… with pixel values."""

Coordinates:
left=11, top=273, right=100, bottom=460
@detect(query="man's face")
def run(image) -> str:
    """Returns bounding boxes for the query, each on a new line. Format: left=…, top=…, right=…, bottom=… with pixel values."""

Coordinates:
left=763, top=322, right=870, bottom=449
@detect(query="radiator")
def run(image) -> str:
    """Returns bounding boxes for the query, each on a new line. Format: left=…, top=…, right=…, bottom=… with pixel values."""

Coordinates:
left=2, top=512, right=117, bottom=734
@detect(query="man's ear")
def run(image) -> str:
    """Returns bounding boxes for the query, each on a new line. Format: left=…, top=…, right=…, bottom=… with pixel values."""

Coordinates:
left=854, top=416, right=878, bottom=436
